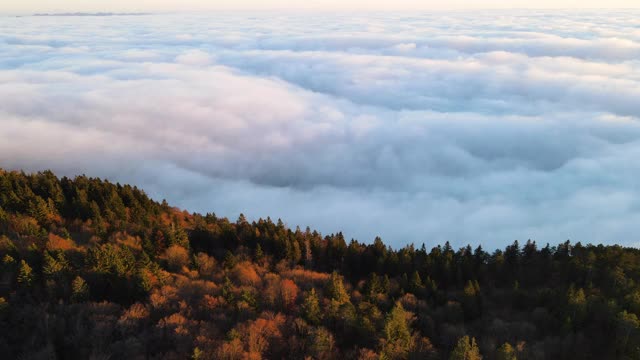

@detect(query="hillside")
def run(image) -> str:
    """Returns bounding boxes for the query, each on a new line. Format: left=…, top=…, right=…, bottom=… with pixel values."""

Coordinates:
left=0, top=169, right=639, bottom=359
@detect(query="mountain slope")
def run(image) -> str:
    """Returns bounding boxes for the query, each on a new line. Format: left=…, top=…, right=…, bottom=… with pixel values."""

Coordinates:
left=0, top=169, right=638, bottom=359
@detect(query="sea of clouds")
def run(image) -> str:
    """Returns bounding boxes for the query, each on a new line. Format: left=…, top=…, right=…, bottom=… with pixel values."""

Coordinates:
left=2, top=10, right=640, bottom=249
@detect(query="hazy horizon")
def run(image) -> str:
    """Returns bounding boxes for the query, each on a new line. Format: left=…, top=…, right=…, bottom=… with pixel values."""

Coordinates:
left=2, top=0, right=640, bottom=14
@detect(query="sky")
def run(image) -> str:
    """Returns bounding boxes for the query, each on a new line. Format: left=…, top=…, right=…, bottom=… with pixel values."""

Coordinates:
left=1, top=0, right=640, bottom=13
left=2, top=10, right=640, bottom=249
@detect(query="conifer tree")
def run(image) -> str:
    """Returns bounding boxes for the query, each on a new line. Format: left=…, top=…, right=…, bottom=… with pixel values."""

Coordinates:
left=450, top=336, right=482, bottom=360
left=496, top=342, right=517, bottom=360
left=302, top=288, right=322, bottom=325
left=2, top=254, right=16, bottom=269
left=43, top=251, right=68, bottom=280
left=381, top=274, right=391, bottom=293
left=384, top=302, right=412, bottom=347
left=365, top=273, right=381, bottom=298
left=326, top=271, right=350, bottom=304
left=409, top=271, right=424, bottom=294
left=382, top=302, right=413, bottom=359
left=17, top=260, right=33, bottom=287
left=254, top=244, right=264, bottom=261
left=71, top=276, right=89, bottom=302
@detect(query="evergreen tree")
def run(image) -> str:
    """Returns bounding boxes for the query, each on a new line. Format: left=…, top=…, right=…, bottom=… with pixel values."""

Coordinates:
left=71, top=276, right=89, bottom=302
left=2, top=254, right=16, bottom=269
left=302, top=288, right=322, bottom=325
left=385, top=302, right=412, bottom=346
left=381, top=274, right=391, bottom=293
left=382, top=302, right=413, bottom=359
left=254, top=243, right=264, bottom=261
left=409, top=271, right=424, bottom=294
left=17, top=260, right=33, bottom=287
left=221, top=276, right=235, bottom=303
left=43, top=251, right=68, bottom=280
left=463, top=280, right=481, bottom=319
left=326, top=271, right=350, bottom=304
left=172, top=224, right=189, bottom=248
left=496, top=342, right=517, bottom=360
left=450, top=336, right=482, bottom=360
left=223, top=251, right=237, bottom=269
left=309, top=327, right=335, bottom=360
left=136, top=268, right=152, bottom=295
left=365, top=273, right=381, bottom=298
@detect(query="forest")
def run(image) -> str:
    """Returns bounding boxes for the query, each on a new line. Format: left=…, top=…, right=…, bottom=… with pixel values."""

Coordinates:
left=0, top=168, right=639, bottom=359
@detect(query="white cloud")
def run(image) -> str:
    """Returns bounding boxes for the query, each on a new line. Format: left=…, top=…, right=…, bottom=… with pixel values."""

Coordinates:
left=175, top=49, right=214, bottom=66
left=2, top=0, right=640, bottom=13
left=1, top=11, right=640, bottom=249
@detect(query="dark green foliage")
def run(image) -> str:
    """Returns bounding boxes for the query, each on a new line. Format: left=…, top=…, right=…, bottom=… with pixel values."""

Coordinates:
left=254, top=243, right=264, bottom=261
left=409, top=271, right=424, bottom=295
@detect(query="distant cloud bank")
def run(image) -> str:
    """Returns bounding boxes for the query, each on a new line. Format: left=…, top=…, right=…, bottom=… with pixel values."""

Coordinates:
left=1, top=11, right=640, bottom=249
left=31, top=12, right=148, bottom=16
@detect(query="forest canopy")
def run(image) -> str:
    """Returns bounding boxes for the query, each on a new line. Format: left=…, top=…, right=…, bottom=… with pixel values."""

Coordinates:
left=0, top=168, right=639, bottom=359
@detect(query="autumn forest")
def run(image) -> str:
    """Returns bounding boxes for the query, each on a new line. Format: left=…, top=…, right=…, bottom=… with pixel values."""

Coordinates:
left=0, top=169, right=639, bottom=359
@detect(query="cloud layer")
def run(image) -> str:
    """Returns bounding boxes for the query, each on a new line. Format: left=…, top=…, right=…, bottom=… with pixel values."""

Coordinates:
left=2, top=11, right=640, bottom=249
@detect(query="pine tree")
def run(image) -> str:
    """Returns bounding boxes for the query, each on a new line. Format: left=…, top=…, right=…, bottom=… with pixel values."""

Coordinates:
left=382, top=302, right=413, bottom=359
left=496, top=342, right=517, bottom=360
left=221, top=276, right=235, bottom=303
left=309, top=327, right=335, bottom=360
left=450, top=336, right=482, bottom=360
left=223, top=251, right=237, bottom=269
left=463, top=280, right=481, bottom=319
left=172, top=224, right=189, bottom=248
left=136, top=268, right=152, bottom=294
left=365, top=273, right=381, bottom=298
left=2, top=254, right=16, bottom=269
left=382, top=274, right=391, bottom=293
left=254, top=243, right=264, bottom=261
left=43, top=251, right=68, bottom=280
left=17, top=260, right=33, bottom=286
left=409, top=271, right=424, bottom=294
left=384, top=302, right=412, bottom=347
left=326, top=271, right=350, bottom=304
left=71, top=276, right=89, bottom=302
left=302, top=288, right=322, bottom=325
